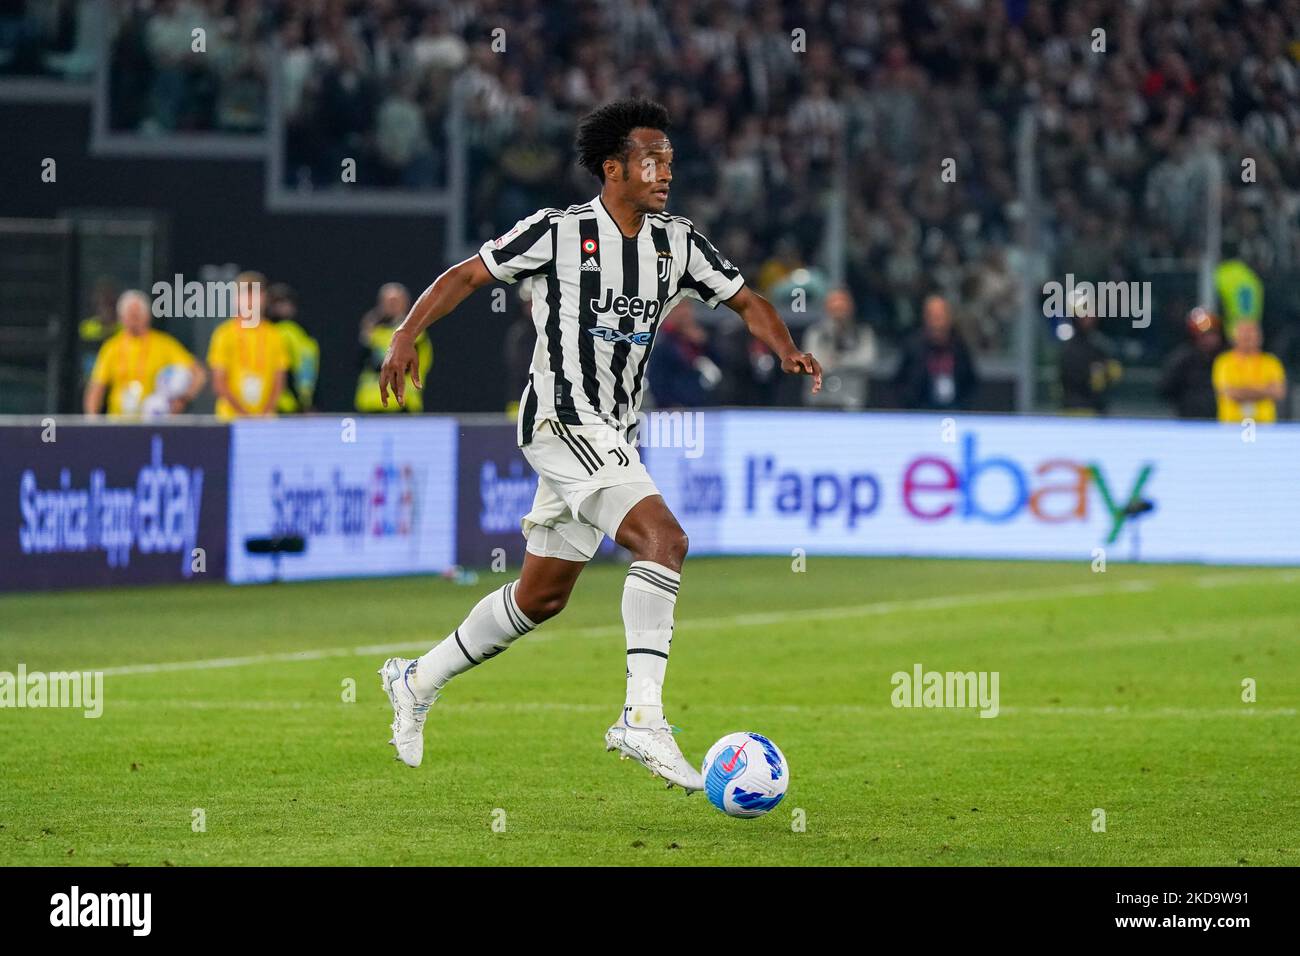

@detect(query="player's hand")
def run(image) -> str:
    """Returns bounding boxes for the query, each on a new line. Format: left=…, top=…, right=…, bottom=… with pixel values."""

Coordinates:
left=379, top=330, right=422, bottom=408
left=782, top=351, right=823, bottom=394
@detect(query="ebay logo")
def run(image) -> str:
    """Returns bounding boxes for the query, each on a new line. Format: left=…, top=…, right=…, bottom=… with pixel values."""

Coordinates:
left=903, top=435, right=1154, bottom=542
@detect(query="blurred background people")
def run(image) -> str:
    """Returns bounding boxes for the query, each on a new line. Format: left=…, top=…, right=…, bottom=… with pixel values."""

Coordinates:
left=84, top=289, right=206, bottom=417
left=893, top=295, right=977, bottom=411
left=1214, top=250, right=1265, bottom=341
left=647, top=303, right=723, bottom=409
left=1158, top=308, right=1225, bottom=420
left=801, top=288, right=877, bottom=409
left=1058, top=293, right=1122, bottom=415
left=266, top=283, right=319, bottom=414
left=7, top=0, right=1298, bottom=420
left=78, top=276, right=121, bottom=392
left=356, top=282, right=431, bottom=412
left=1212, top=320, right=1287, bottom=424
left=207, top=271, right=288, bottom=419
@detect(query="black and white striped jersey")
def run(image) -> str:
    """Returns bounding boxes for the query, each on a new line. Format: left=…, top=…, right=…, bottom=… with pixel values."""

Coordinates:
left=477, top=195, right=744, bottom=445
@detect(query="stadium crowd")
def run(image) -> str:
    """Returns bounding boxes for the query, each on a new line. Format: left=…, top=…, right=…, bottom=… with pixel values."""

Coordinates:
left=48, top=0, right=1300, bottom=418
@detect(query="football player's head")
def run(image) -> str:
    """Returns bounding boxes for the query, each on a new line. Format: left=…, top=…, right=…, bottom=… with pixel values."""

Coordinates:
left=575, top=98, right=673, bottom=213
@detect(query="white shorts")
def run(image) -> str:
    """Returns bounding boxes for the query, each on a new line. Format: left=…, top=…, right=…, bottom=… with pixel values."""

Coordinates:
left=520, top=419, right=660, bottom=562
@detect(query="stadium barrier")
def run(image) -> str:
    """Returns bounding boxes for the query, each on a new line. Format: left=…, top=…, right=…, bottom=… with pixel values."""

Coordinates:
left=4, top=411, right=1299, bottom=591
left=3, top=423, right=229, bottom=591
left=226, top=418, right=458, bottom=584
left=642, top=411, right=1300, bottom=566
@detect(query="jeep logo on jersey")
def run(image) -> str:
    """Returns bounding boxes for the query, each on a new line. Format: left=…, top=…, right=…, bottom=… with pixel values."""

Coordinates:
left=590, top=289, right=663, bottom=323
left=588, top=326, right=654, bottom=345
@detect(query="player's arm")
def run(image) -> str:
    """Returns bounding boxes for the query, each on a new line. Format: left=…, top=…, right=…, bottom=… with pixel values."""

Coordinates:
left=379, top=255, right=494, bottom=408
left=723, top=285, right=823, bottom=393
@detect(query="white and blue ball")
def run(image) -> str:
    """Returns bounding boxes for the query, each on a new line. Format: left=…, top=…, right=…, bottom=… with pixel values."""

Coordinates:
left=701, top=732, right=789, bottom=818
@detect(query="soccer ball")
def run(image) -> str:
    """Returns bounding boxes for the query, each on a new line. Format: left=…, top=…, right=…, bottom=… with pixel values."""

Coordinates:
left=701, top=732, right=789, bottom=818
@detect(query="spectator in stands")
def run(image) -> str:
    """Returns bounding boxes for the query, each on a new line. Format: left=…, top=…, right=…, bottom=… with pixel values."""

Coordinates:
left=964, top=247, right=1019, bottom=355
left=711, top=310, right=782, bottom=407
left=84, top=289, right=206, bottom=417
left=142, top=0, right=214, bottom=132
left=893, top=295, right=977, bottom=410
left=266, top=283, right=318, bottom=414
left=801, top=289, right=877, bottom=409
left=207, top=271, right=288, bottom=419
left=212, top=0, right=268, bottom=132
left=1158, top=308, right=1225, bottom=420
left=1212, top=320, right=1287, bottom=424
left=356, top=282, right=431, bottom=412
left=92, top=0, right=1300, bottom=391
left=647, top=303, right=723, bottom=409
left=375, top=74, right=437, bottom=187
left=1059, top=292, right=1122, bottom=414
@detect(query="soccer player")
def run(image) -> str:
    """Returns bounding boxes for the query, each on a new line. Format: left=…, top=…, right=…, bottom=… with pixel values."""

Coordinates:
left=377, top=99, right=821, bottom=791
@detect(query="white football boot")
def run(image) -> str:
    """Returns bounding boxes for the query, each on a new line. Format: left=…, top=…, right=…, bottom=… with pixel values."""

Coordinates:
left=604, top=709, right=703, bottom=792
left=378, top=657, right=436, bottom=768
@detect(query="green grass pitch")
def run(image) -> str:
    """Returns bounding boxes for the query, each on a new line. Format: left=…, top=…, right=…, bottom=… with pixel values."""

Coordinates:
left=1, top=557, right=1296, bottom=866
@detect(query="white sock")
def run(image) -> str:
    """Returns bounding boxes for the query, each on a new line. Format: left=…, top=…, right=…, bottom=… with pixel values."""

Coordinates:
left=622, top=560, right=680, bottom=727
left=411, top=581, right=536, bottom=697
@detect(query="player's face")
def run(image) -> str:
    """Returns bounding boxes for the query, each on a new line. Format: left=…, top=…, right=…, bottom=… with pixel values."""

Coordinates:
left=620, top=128, right=673, bottom=212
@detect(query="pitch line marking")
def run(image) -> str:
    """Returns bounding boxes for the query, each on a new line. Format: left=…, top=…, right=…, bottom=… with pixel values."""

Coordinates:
left=96, top=581, right=1147, bottom=674
left=99, top=699, right=1298, bottom=719
left=85, top=569, right=1296, bottom=678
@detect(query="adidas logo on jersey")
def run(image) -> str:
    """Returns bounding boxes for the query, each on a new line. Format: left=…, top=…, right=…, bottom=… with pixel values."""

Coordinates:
left=580, top=257, right=600, bottom=272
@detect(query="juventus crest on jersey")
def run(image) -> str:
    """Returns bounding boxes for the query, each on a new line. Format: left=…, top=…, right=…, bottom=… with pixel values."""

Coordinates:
left=477, top=196, right=744, bottom=445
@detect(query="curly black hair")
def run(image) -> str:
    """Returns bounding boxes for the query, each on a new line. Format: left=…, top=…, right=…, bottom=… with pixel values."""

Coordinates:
left=574, top=98, right=671, bottom=181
